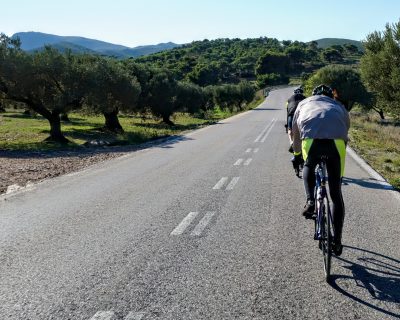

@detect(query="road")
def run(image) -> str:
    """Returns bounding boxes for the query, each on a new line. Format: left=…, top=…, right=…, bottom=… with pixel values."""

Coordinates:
left=1, top=87, right=399, bottom=320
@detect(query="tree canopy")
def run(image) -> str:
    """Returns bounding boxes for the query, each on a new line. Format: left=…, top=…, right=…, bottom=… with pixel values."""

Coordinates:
left=360, top=21, right=400, bottom=118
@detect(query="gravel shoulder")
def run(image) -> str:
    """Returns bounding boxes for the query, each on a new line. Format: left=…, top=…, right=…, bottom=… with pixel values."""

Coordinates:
left=0, top=144, right=147, bottom=194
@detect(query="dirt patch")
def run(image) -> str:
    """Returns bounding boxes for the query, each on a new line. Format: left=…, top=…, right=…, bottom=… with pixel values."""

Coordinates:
left=0, top=145, right=143, bottom=194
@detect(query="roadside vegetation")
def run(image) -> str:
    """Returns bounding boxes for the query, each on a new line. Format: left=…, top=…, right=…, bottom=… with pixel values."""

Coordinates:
left=349, top=112, right=400, bottom=190
left=1, top=21, right=399, bottom=189
left=0, top=107, right=248, bottom=151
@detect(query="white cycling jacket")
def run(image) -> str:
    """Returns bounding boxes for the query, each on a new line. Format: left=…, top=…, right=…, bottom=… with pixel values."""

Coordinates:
left=291, top=95, right=350, bottom=154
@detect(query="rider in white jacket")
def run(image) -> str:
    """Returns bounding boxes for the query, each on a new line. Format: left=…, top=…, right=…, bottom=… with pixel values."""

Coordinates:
left=291, top=84, right=350, bottom=256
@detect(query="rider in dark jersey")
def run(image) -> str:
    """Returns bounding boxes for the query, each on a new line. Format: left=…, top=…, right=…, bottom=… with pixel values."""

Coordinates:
left=286, top=88, right=306, bottom=152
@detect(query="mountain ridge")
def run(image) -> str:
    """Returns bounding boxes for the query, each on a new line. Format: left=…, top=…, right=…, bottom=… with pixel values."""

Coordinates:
left=11, top=31, right=180, bottom=58
left=10, top=32, right=363, bottom=58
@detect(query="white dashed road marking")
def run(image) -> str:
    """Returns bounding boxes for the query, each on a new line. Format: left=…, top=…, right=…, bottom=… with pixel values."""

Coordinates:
left=245, top=148, right=252, bottom=153
left=90, top=311, right=116, bottom=320
left=213, top=177, right=240, bottom=190
left=90, top=311, right=146, bottom=320
left=125, top=311, right=146, bottom=320
left=171, top=212, right=217, bottom=236
left=234, top=159, right=244, bottom=166
left=213, top=177, right=229, bottom=189
left=244, top=158, right=252, bottom=166
left=260, top=118, right=276, bottom=142
left=254, top=148, right=259, bottom=153
left=191, top=211, right=216, bottom=236
left=171, top=212, right=199, bottom=235
left=254, top=119, right=275, bottom=142
left=226, top=177, right=240, bottom=190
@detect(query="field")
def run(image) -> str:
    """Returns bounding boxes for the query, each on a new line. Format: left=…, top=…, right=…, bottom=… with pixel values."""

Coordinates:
left=0, top=110, right=232, bottom=151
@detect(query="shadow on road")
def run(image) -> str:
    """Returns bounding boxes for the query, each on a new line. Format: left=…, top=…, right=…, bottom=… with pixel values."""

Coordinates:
left=342, top=176, right=394, bottom=191
left=330, top=245, right=400, bottom=319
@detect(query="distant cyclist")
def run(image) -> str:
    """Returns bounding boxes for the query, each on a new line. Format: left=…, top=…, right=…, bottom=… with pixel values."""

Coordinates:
left=291, top=84, right=350, bottom=256
left=286, top=87, right=306, bottom=152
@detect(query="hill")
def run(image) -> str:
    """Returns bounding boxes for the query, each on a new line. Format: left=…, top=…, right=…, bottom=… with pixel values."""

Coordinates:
left=11, top=32, right=180, bottom=58
left=134, top=37, right=363, bottom=86
left=314, top=38, right=364, bottom=51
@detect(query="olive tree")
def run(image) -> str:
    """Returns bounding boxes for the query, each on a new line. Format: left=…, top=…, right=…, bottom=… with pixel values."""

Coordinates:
left=305, top=65, right=372, bottom=112
left=0, top=37, right=90, bottom=142
left=86, top=57, right=141, bottom=132
left=360, top=21, right=400, bottom=119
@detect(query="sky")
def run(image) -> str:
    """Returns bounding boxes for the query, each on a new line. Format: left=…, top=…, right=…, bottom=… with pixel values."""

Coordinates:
left=2, top=0, right=400, bottom=48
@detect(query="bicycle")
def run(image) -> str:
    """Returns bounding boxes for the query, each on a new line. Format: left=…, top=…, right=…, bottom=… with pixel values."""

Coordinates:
left=313, top=157, right=334, bottom=282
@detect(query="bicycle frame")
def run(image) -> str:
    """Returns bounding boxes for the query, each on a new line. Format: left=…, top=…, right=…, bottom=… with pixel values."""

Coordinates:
left=314, top=159, right=334, bottom=282
left=314, top=161, right=328, bottom=240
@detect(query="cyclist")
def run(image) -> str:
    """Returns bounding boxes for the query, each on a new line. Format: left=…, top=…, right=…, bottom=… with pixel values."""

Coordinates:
left=291, top=84, right=350, bottom=256
left=286, top=87, right=306, bottom=152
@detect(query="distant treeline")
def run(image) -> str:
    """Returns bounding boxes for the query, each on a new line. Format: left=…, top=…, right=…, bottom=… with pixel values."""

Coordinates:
left=135, top=37, right=362, bottom=87
left=1, top=28, right=399, bottom=144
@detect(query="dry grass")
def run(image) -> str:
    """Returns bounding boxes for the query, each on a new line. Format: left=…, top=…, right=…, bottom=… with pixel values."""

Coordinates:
left=349, top=112, right=400, bottom=189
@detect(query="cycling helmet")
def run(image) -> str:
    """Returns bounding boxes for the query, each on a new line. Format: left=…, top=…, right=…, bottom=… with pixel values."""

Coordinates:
left=312, top=84, right=333, bottom=98
left=294, top=87, right=304, bottom=95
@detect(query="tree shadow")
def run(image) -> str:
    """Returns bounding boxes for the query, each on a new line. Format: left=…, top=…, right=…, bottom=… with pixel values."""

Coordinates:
left=330, top=245, right=400, bottom=318
left=342, top=176, right=395, bottom=191
left=132, top=120, right=217, bottom=132
left=0, top=134, right=194, bottom=159
left=2, top=113, right=41, bottom=120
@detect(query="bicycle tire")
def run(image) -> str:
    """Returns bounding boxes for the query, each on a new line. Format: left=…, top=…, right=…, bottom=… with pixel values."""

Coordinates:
left=322, top=197, right=332, bottom=282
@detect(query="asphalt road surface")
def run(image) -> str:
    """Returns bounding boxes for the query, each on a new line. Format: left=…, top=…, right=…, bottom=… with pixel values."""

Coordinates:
left=1, top=87, right=399, bottom=320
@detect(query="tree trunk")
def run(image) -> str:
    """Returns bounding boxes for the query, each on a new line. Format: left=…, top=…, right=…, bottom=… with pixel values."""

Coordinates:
left=44, top=113, right=70, bottom=143
left=162, top=114, right=175, bottom=126
left=61, top=113, right=71, bottom=122
left=373, top=107, right=385, bottom=120
left=5, top=95, right=69, bottom=143
left=378, top=109, right=385, bottom=120
left=103, top=109, right=124, bottom=133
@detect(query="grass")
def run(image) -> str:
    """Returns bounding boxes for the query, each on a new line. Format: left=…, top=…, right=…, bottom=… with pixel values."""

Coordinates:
left=0, top=100, right=261, bottom=151
left=349, top=112, right=400, bottom=190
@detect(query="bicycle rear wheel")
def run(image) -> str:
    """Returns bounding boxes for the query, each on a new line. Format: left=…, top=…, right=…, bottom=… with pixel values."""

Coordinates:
left=321, top=198, right=332, bottom=282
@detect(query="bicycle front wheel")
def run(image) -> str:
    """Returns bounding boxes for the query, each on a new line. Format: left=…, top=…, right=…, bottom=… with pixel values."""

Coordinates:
left=322, top=198, right=332, bottom=282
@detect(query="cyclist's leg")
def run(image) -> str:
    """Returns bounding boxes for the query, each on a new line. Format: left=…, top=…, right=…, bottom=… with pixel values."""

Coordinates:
left=301, top=139, right=317, bottom=214
left=287, top=115, right=293, bottom=147
left=325, top=140, right=345, bottom=245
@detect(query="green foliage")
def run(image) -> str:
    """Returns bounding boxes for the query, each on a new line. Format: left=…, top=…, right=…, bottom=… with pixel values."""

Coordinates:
left=85, top=57, right=141, bottom=115
left=360, top=21, right=400, bottom=118
left=146, top=70, right=179, bottom=124
left=321, top=48, right=344, bottom=63
left=187, top=62, right=220, bottom=86
left=256, top=51, right=290, bottom=75
left=175, top=82, right=206, bottom=114
left=305, top=65, right=371, bottom=110
left=135, top=37, right=361, bottom=86
left=256, top=73, right=289, bottom=88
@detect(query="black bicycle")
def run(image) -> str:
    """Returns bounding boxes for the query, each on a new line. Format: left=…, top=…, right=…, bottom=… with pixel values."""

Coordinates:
left=313, top=157, right=334, bottom=282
